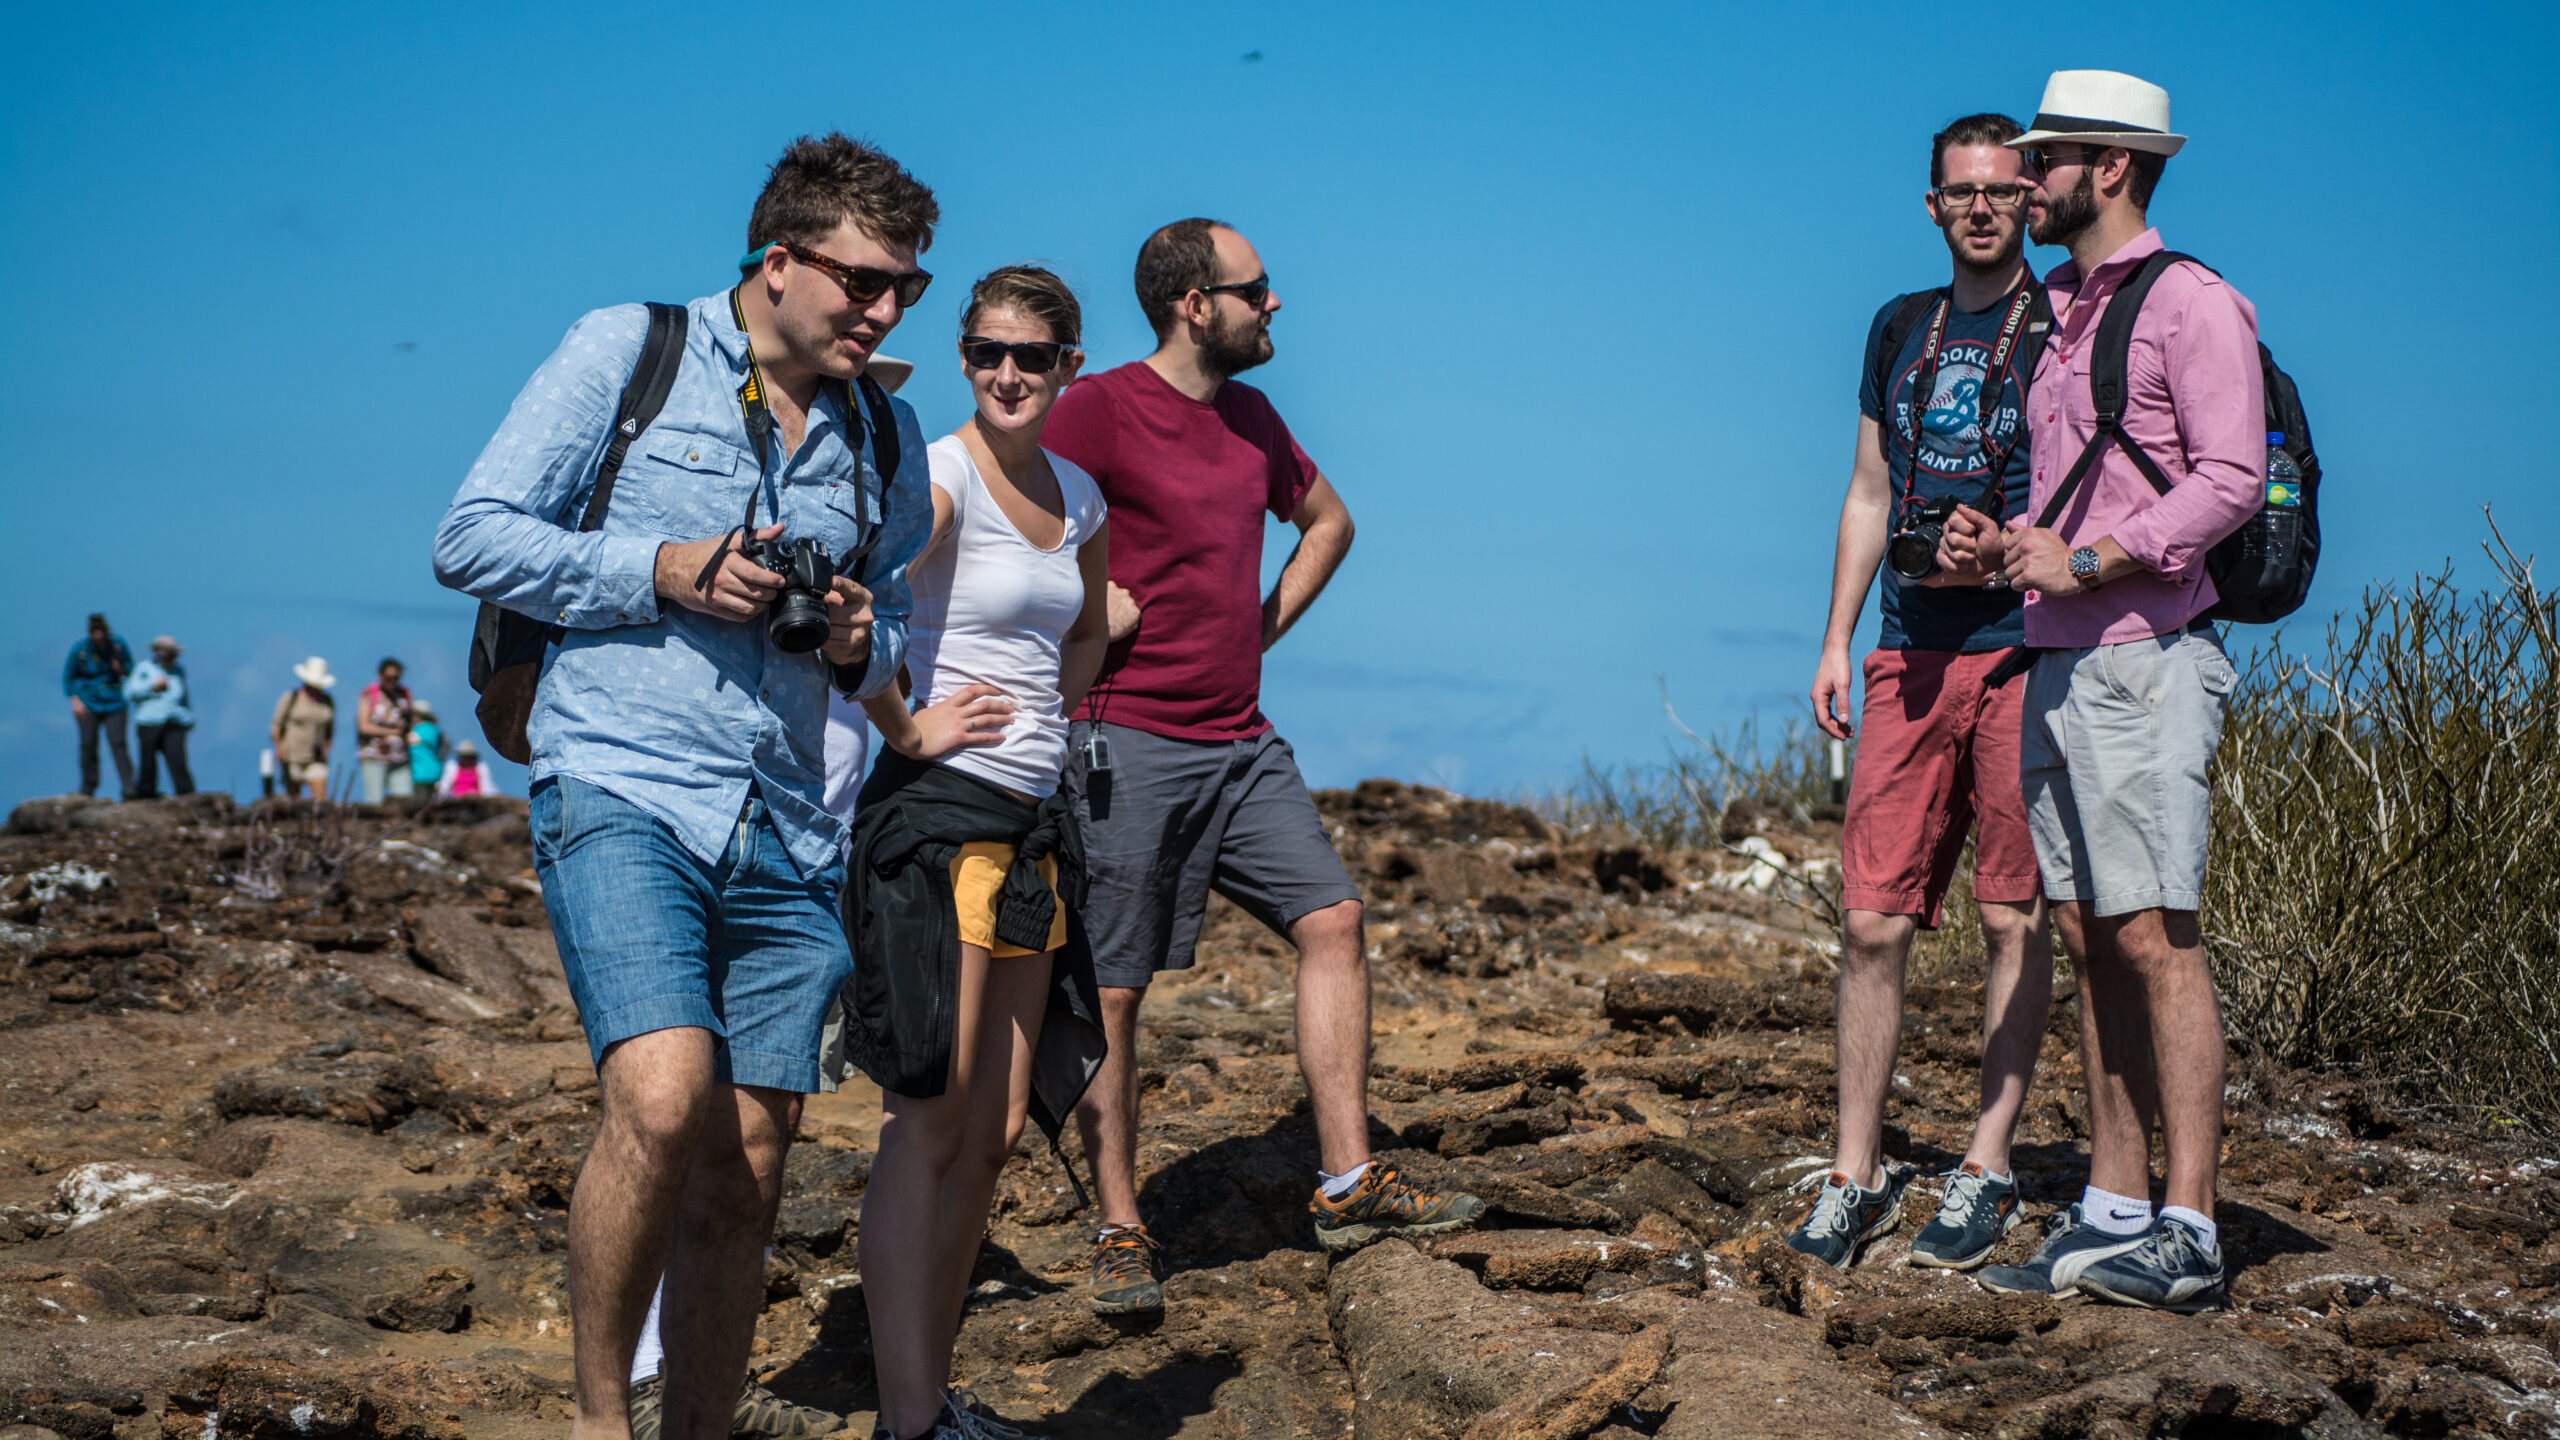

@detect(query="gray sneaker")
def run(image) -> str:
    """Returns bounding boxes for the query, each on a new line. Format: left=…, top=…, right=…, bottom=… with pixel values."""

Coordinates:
left=1909, top=1162, right=2022, bottom=1270
left=632, top=1373, right=846, bottom=1439
left=943, top=1387, right=1045, bottom=1440
left=1783, top=1169, right=1903, bottom=1269
left=1975, top=1203, right=2149, bottom=1295
left=2073, top=1215, right=2226, bottom=1313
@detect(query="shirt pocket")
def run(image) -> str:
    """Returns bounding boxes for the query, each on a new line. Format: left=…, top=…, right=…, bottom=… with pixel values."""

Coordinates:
left=801, top=480, right=880, bottom=576
left=611, top=429, right=751, bottom=539
left=2059, top=330, right=2099, bottom=427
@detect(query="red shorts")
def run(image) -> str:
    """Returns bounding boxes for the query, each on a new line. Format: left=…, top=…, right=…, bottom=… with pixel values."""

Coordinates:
left=1840, top=647, right=2043, bottom=928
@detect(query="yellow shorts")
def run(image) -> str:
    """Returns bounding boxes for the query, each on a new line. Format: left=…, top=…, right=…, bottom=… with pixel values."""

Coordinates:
left=950, top=841, right=1066, bottom=958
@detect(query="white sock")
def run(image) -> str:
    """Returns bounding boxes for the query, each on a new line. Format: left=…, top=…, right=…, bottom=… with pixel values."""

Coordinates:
left=2083, top=1185, right=2152, bottom=1236
left=1319, top=1161, right=1371, bottom=1199
left=631, top=1246, right=772, bottom=1385
left=2160, top=1205, right=2219, bottom=1252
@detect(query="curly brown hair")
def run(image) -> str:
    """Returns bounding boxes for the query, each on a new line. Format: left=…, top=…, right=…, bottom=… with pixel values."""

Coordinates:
left=962, top=266, right=1081, bottom=346
left=746, top=133, right=939, bottom=259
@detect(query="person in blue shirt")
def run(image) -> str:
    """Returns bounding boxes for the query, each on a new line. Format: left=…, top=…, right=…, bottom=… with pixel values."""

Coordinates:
left=62, top=613, right=135, bottom=799
left=406, top=700, right=449, bottom=793
left=433, top=133, right=938, bottom=1440
left=123, top=635, right=196, bottom=798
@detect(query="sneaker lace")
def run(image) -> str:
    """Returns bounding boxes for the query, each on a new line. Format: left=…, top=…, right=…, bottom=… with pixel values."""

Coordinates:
left=1367, top=1166, right=1439, bottom=1218
left=1933, top=1167, right=1991, bottom=1226
left=943, top=1388, right=1031, bottom=1440
left=1092, top=1224, right=1160, bottom=1279
left=1800, top=1178, right=1859, bottom=1241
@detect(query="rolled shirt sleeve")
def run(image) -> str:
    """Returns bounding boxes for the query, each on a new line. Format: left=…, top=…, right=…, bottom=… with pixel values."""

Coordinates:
left=432, top=306, right=667, bottom=630
left=2108, top=276, right=2265, bottom=578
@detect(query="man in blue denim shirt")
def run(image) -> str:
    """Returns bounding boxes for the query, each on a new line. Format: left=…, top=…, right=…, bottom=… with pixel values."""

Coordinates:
left=434, top=134, right=936, bottom=1440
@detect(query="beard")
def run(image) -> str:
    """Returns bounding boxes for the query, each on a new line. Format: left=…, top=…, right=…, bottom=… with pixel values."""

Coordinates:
left=2029, top=168, right=2100, bottom=248
left=1950, top=219, right=2024, bottom=278
left=1200, top=304, right=1274, bottom=379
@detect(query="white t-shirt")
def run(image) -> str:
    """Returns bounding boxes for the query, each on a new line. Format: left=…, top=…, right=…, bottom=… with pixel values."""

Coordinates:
left=903, top=435, right=1106, bottom=799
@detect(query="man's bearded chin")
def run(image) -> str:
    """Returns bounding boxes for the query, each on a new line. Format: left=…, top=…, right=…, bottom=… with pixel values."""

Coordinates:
left=1954, top=220, right=2024, bottom=277
left=1201, top=308, right=1273, bottom=380
left=2029, top=170, right=2100, bottom=249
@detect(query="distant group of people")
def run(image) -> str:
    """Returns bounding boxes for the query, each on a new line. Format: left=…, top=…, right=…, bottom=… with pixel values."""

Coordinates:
left=435, top=135, right=1468, bottom=1440
left=62, top=625, right=494, bottom=803
left=62, top=614, right=193, bottom=800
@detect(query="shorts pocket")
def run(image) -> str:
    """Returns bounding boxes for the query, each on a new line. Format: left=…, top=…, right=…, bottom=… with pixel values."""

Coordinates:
left=2196, top=645, right=2238, bottom=697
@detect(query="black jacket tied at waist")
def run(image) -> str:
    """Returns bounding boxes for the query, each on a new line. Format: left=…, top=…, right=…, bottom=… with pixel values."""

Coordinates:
left=821, top=748, right=1105, bottom=1142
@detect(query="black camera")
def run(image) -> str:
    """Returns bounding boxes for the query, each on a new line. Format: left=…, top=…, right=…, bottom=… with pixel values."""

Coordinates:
left=1889, top=496, right=1957, bottom=581
left=738, top=536, right=836, bottom=653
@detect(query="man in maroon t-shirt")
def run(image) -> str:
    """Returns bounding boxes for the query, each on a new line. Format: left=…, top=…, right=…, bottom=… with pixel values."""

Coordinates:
left=1044, top=219, right=1481, bottom=1314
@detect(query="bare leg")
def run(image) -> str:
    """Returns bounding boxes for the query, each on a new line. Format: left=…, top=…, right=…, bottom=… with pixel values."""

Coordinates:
left=1830, top=908, right=1916, bottom=1185
left=2055, top=901, right=2159, bottom=1201
left=1289, top=899, right=1371, bottom=1175
left=864, top=943, right=1051, bottom=1439
left=1071, top=984, right=1148, bottom=1226
left=569, top=1027, right=718, bottom=1440
left=2102, top=908, right=2222, bottom=1216
left=660, top=1083, right=797, bottom=1440
left=1964, top=897, right=2053, bottom=1177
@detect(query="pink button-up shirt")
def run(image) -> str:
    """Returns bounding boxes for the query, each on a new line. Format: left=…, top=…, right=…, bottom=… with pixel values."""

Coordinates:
left=2018, top=229, right=2264, bottom=647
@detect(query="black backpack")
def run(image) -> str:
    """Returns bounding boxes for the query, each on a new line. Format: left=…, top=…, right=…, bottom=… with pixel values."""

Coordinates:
left=467, top=301, right=904, bottom=763
left=2034, top=251, right=2320, bottom=625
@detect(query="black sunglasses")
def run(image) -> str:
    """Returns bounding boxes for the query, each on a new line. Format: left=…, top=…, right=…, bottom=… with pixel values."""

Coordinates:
left=960, top=335, right=1076, bottom=374
left=1197, top=275, right=1271, bottom=308
left=778, top=241, right=934, bottom=308
left=2021, top=144, right=2099, bottom=173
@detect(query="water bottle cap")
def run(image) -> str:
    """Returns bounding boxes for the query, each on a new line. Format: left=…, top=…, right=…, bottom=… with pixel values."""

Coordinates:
left=2267, top=431, right=2286, bottom=445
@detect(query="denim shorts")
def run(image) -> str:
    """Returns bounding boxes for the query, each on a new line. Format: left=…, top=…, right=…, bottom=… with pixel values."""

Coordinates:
left=530, top=776, right=850, bottom=1092
left=2021, top=628, right=2236, bottom=917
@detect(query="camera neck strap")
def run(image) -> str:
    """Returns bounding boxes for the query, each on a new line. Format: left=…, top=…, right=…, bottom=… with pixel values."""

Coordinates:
left=1901, top=282, right=2039, bottom=518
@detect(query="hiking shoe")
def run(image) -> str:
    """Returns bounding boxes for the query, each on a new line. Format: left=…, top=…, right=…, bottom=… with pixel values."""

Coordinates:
left=1783, top=1169, right=1903, bottom=1269
left=1087, top=1224, right=1163, bottom=1314
left=1309, top=1164, right=1485, bottom=1252
left=871, top=1425, right=968, bottom=1440
left=734, top=1376, right=845, bottom=1437
left=1909, top=1162, right=2023, bottom=1270
left=2073, top=1215, right=2226, bottom=1313
left=630, top=1374, right=665, bottom=1440
left=1975, top=1203, right=2150, bottom=1295
left=943, top=1387, right=1045, bottom=1440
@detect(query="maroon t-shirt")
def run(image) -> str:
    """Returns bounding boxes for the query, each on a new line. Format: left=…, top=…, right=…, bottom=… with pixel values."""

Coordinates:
left=1042, top=362, right=1317, bottom=740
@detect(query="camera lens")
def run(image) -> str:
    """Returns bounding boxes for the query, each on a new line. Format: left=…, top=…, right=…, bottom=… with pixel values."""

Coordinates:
left=1888, top=525, right=1944, bottom=581
left=767, top=592, right=832, bottom=653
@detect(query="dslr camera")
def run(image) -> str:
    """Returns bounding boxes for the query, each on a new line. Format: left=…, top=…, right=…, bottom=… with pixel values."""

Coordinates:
left=1888, top=496, right=1957, bottom=581
left=737, top=536, right=836, bottom=653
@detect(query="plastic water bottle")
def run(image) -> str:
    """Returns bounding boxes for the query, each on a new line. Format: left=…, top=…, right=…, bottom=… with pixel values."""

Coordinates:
left=2265, top=431, right=2302, bottom=507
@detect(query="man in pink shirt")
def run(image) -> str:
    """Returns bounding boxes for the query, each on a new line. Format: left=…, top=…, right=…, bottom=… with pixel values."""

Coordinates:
left=1945, top=71, right=2261, bottom=1313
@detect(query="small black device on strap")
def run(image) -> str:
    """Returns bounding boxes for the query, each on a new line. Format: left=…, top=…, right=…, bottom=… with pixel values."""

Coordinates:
left=469, top=302, right=689, bottom=764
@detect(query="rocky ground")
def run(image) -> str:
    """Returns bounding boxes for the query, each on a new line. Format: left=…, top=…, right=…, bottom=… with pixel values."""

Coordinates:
left=0, top=782, right=2552, bottom=1440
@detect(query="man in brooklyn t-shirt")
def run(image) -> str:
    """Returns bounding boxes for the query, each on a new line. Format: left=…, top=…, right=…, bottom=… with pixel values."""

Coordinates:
left=1042, top=218, right=1481, bottom=1315
left=1794, top=113, right=2055, bottom=1272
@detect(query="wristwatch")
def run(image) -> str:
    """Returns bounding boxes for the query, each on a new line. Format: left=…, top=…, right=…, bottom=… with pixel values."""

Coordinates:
left=2068, top=546, right=2104, bottom=591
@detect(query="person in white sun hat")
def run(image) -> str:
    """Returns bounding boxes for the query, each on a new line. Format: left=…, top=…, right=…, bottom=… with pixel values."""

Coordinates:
left=1946, top=69, right=2265, bottom=1315
left=270, top=657, right=337, bottom=800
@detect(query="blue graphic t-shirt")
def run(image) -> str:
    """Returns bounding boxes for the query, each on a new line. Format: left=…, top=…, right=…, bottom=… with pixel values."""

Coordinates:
left=1857, top=289, right=2034, bottom=652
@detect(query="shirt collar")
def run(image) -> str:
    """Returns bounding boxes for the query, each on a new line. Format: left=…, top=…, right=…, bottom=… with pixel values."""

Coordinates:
left=2046, top=226, right=2164, bottom=290
left=698, top=288, right=854, bottom=446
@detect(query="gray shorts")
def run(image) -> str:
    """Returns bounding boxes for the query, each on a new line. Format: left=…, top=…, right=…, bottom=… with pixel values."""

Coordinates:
left=1063, top=720, right=1361, bottom=989
left=2021, top=626, right=2236, bottom=917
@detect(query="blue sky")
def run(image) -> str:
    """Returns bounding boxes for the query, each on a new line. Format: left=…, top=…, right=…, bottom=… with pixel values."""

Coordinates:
left=2, top=1, right=2553, bottom=805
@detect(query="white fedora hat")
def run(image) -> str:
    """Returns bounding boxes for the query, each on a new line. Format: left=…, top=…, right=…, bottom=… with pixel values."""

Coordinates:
left=2010, top=70, right=2186, bottom=157
left=293, top=656, right=336, bottom=689
left=865, top=355, right=914, bottom=394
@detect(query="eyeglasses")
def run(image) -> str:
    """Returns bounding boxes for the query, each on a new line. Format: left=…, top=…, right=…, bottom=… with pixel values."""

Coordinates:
left=1196, top=275, right=1272, bottom=309
left=960, top=335, right=1076, bottom=374
left=1935, top=183, right=2029, bottom=209
left=771, top=241, right=934, bottom=308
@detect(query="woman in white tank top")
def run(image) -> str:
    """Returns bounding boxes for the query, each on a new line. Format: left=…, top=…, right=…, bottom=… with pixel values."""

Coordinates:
left=855, top=268, right=1110, bottom=1440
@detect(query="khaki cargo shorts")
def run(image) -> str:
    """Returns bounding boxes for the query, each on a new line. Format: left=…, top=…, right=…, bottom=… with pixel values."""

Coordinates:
left=2021, top=626, right=2236, bottom=916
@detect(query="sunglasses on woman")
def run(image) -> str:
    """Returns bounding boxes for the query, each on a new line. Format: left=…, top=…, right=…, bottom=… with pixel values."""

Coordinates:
left=747, top=241, right=935, bottom=308
left=960, top=336, right=1076, bottom=374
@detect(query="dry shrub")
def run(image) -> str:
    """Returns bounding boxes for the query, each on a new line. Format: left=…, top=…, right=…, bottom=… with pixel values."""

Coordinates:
left=2208, top=521, right=2560, bottom=1125
left=1543, top=710, right=1837, bottom=850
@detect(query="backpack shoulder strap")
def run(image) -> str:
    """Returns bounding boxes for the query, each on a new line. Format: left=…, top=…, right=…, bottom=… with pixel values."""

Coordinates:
left=855, top=372, right=901, bottom=482
left=576, top=301, right=690, bottom=532
left=1870, top=290, right=1941, bottom=442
